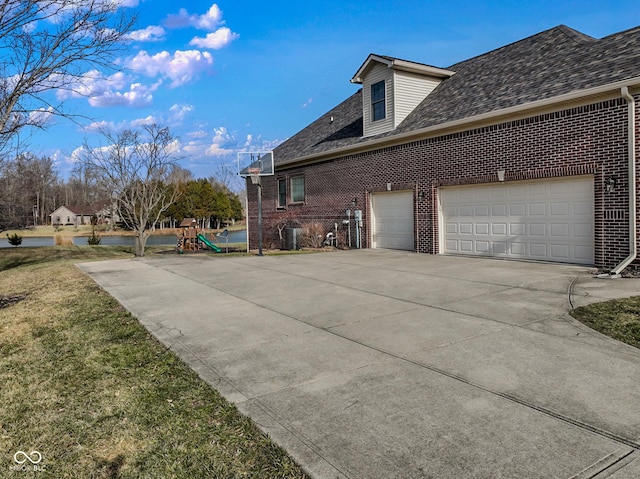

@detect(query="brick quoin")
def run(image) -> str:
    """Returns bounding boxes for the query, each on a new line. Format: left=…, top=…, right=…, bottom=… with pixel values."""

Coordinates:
left=246, top=97, right=639, bottom=270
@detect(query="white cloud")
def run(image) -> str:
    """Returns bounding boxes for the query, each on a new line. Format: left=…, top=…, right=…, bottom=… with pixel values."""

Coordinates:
left=189, top=27, right=239, bottom=50
left=127, top=50, right=213, bottom=87
left=88, top=81, right=160, bottom=108
left=56, top=70, right=128, bottom=100
left=187, top=129, right=209, bottom=139
left=115, top=0, right=139, bottom=7
left=169, top=104, right=194, bottom=121
left=205, top=126, right=235, bottom=156
left=130, top=115, right=159, bottom=128
left=56, top=70, right=159, bottom=107
left=85, top=120, right=114, bottom=132
left=126, top=25, right=165, bottom=42
left=302, top=98, right=313, bottom=108
left=165, top=4, right=223, bottom=30
left=28, top=106, right=55, bottom=126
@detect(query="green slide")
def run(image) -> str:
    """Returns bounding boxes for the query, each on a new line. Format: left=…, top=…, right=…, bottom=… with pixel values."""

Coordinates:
left=197, top=234, right=222, bottom=252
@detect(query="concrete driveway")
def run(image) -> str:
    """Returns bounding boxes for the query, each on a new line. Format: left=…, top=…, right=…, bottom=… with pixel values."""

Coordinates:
left=78, top=250, right=640, bottom=479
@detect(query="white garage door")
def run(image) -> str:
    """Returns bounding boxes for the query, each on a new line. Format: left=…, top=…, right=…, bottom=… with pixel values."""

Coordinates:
left=371, top=190, right=414, bottom=251
left=441, top=176, right=594, bottom=264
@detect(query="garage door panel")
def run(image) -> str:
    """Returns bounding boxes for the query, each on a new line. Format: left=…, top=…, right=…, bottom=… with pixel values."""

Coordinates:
left=551, top=203, right=569, bottom=215
left=492, top=204, right=507, bottom=216
left=492, top=224, right=507, bottom=235
left=459, top=206, right=473, bottom=216
left=574, top=224, right=592, bottom=237
left=511, top=242, right=526, bottom=255
left=550, top=224, right=569, bottom=237
left=460, top=240, right=473, bottom=252
left=441, top=177, right=594, bottom=265
left=372, top=191, right=414, bottom=251
left=551, top=244, right=570, bottom=259
left=475, top=223, right=489, bottom=235
left=529, top=203, right=546, bottom=215
left=493, top=242, right=507, bottom=254
left=510, top=204, right=526, bottom=216
left=510, top=223, right=525, bottom=235
left=574, top=246, right=593, bottom=260
left=530, top=244, right=548, bottom=257
left=460, top=223, right=473, bottom=234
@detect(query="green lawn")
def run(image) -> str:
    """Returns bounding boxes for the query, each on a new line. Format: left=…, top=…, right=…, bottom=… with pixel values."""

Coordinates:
left=571, top=296, right=640, bottom=349
left=0, top=247, right=309, bottom=478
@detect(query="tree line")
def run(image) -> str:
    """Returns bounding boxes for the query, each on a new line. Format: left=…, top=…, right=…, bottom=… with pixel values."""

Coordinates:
left=0, top=148, right=244, bottom=234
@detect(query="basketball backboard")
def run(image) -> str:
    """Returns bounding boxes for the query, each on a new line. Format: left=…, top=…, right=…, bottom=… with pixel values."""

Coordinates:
left=237, top=151, right=274, bottom=178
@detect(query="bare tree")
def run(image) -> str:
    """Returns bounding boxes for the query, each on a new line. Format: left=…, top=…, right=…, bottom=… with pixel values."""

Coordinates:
left=0, top=0, right=135, bottom=155
left=81, top=124, right=181, bottom=256
left=211, top=163, right=244, bottom=192
left=0, top=152, right=58, bottom=229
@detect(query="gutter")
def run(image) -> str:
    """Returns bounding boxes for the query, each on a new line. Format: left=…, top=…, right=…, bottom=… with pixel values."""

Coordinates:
left=606, top=87, right=637, bottom=277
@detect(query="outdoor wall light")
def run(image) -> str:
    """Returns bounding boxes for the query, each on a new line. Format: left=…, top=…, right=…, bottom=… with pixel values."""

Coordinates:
left=605, top=176, right=617, bottom=193
left=351, top=197, right=357, bottom=207
left=497, top=169, right=506, bottom=182
left=417, top=191, right=425, bottom=202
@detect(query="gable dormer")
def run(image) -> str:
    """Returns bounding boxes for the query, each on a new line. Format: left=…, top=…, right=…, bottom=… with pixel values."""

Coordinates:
left=351, top=54, right=454, bottom=138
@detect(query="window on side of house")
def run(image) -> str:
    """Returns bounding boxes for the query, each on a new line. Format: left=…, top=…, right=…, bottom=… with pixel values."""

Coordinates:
left=277, top=178, right=286, bottom=208
left=371, top=80, right=386, bottom=122
left=291, top=176, right=305, bottom=203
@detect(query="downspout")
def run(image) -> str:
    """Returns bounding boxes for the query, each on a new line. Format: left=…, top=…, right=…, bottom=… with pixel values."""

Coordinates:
left=608, top=86, right=637, bottom=276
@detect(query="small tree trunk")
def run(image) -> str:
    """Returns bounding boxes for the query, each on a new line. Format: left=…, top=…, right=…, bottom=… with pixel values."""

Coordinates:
left=135, top=228, right=150, bottom=257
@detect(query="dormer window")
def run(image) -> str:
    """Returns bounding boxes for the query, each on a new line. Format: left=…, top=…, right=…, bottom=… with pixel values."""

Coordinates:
left=371, top=80, right=386, bottom=121
left=351, top=54, right=455, bottom=137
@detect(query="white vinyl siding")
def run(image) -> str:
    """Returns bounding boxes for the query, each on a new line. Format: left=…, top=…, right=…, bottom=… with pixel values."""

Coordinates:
left=363, top=63, right=394, bottom=137
left=440, top=176, right=594, bottom=265
left=361, top=63, right=445, bottom=138
left=394, top=71, right=441, bottom=127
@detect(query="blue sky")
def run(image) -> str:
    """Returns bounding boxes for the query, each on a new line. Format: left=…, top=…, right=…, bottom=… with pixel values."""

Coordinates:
left=27, top=0, right=640, bottom=180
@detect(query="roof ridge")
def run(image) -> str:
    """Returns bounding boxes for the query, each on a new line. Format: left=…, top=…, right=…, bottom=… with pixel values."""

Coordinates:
left=447, top=25, right=595, bottom=69
left=600, top=24, right=640, bottom=40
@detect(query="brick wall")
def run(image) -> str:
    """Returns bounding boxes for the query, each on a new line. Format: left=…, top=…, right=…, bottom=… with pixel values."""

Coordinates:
left=247, top=96, right=638, bottom=270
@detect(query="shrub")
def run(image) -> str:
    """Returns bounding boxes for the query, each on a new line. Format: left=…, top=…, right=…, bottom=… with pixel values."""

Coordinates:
left=299, top=222, right=325, bottom=248
left=87, top=232, right=102, bottom=245
left=54, top=234, right=73, bottom=246
left=6, top=233, right=22, bottom=247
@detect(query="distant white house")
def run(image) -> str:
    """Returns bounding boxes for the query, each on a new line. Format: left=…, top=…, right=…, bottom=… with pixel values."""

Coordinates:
left=49, top=204, right=119, bottom=226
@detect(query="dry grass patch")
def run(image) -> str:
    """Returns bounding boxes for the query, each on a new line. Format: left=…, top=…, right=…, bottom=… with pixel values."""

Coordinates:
left=571, top=296, right=640, bottom=349
left=0, top=247, right=309, bottom=478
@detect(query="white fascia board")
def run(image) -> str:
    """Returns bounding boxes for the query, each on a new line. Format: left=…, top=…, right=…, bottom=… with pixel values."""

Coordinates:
left=391, top=59, right=455, bottom=78
left=350, top=54, right=453, bottom=84
left=278, top=77, right=640, bottom=169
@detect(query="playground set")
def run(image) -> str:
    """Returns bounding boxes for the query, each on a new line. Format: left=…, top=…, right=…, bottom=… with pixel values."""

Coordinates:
left=176, top=218, right=222, bottom=253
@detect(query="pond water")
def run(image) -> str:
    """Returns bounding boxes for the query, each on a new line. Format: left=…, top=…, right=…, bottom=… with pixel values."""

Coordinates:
left=0, top=230, right=247, bottom=248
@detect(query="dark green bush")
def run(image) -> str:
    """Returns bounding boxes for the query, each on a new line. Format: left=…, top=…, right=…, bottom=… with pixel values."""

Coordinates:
left=87, top=232, right=102, bottom=245
left=6, top=233, right=22, bottom=247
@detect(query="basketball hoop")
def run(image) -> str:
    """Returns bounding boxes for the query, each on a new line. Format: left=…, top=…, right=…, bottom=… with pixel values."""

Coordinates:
left=247, top=167, right=261, bottom=185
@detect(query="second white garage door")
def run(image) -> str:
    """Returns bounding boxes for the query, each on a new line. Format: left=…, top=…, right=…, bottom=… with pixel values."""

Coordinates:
left=440, top=176, right=594, bottom=264
left=371, top=190, right=414, bottom=251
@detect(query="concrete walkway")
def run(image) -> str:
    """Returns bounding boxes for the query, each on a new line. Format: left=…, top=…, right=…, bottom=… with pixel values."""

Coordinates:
left=78, top=250, right=640, bottom=479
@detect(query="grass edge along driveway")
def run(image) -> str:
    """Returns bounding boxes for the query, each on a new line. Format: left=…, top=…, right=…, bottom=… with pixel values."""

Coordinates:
left=0, top=247, right=309, bottom=479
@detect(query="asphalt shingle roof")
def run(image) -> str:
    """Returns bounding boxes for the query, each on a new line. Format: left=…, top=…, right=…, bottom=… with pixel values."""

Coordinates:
left=274, top=25, right=640, bottom=166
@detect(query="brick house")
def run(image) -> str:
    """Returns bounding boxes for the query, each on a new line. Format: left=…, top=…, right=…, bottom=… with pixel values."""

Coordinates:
left=247, top=25, right=640, bottom=272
